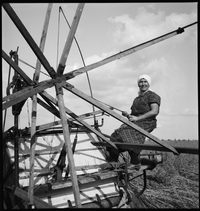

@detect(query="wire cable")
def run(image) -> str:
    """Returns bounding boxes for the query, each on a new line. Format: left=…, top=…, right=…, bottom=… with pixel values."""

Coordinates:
left=18, top=58, right=50, bottom=77
left=49, top=7, right=62, bottom=145
left=56, top=7, right=61, bottom=69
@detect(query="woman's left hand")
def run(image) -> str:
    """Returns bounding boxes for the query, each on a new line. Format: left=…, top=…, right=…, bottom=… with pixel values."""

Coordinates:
left=128, top=115, right=139, bottom=122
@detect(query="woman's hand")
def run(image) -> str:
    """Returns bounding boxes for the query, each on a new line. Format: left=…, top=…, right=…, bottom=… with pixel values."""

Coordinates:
left=128, top=115, right=138, bottom=122
left=122, top=111, right=129, bottom=117
left=122, top=111, right=139, bottom=122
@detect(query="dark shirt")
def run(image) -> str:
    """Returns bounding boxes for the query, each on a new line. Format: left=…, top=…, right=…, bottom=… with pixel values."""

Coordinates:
left=111, top=90, right=161, bottom=153
left=130, top=90, right=161, bottom=120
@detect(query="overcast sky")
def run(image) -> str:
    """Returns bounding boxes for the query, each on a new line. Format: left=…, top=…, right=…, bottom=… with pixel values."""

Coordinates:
left=2, top=3, right=198, bottom=140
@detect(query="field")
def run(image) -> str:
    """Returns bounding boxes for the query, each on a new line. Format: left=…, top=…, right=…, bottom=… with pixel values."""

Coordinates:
left=129, top=140, right=199, bottom=208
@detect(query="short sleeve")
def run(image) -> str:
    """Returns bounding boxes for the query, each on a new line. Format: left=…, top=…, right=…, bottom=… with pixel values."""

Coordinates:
left=149, top=92, right=161, bottom=106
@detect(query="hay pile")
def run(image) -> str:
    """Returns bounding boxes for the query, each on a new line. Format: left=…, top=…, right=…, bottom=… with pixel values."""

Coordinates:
left=129, top=152, right=199, bottom=208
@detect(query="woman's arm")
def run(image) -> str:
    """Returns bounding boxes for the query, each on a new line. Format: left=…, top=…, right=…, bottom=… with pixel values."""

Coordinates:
left=128, top=103, right=159, bottom=122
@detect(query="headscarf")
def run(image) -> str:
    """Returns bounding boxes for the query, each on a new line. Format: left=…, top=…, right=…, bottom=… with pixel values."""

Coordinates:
left=137, top=74, right=151, bottom=86
left=137, top=74, right=152, bottom=95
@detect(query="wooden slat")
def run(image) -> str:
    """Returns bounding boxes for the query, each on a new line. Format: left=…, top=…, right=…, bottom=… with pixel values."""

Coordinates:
left=2, top=79, right=56, bottom=110
left=37, top=97, right=60, bottom=118
left=56, top=88, right=82, bottom=207
left=75, top=195, right=121, bottom=209
left=20, top=109, right=103, bottom=134
left=3, top=87, right=35, bottom=110
left=54, top=3, right=85, bottom=207
left=63, top=82, right=179, bottom=155
left=2, top=85, right=33, bottom=103
left=28, top=3, right=53, bottom=205
left=57, top=3, right=84, bottom=76
left=91, top=142, right=199, bottom=154
left=10, top=149, right=60, bottom=158
left=34, top=175, right=118, bottom=199
left=33, top=120, right=62, bottom=132
left=2, top=3, right=56, bottom=79
left=40, top=90, right=118, bottom=150
left=13, top=186, right=56, bottom=209
left=52, top=171, right=118, bottom=190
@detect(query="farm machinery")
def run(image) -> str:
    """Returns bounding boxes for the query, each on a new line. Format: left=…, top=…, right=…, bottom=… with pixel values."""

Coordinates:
left=2, top=3, right=198, bottom=208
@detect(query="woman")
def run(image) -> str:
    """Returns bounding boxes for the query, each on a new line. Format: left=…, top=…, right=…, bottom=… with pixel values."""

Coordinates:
left=107, top=74, right=161, bottom=171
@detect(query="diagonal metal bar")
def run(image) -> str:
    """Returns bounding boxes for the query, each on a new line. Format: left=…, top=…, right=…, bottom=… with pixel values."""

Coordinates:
left=2, top=77, right=71, bottom=110
left=91, top=142, right=199, bottom=155
left=61, top=23, right=196, bottom=81
left=2, top=3, right=57, bottom=79
left=2, top=79, right=58, bottom=110
left=40, top=91, right=118, bottom=150
left=37, top=97, right=60, bottom=118
left=39, top=92, right=61, bottom=114
left=62, top=81, right=179, bottom=155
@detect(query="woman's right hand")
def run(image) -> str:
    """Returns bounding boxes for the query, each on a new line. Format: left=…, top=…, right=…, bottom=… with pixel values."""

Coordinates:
left=122, top=111, right=129, bottom=117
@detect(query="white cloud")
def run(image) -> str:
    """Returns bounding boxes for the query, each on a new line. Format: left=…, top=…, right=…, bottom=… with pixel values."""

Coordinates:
left=68, top=50, right=134, bottom=105
left=181, top=108, right=198, bottom=116
left=108, top=10, right=164, bottom=46
left=108, top=7, right=197, bottom=49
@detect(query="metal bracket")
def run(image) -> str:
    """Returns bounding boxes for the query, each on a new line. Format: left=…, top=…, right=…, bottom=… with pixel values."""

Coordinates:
left=55, top=82, right=63, bottom=95
left=67, top=200, right=73, bottom=208
left=136, top=170, right=147, bottom=197
left=52, top=166, right=63, bottom=182
left=96, top=194, right=104, bottom=208
left=177, top=27, right=184, bottom=34
left=64, top=82, right=74, bottom=90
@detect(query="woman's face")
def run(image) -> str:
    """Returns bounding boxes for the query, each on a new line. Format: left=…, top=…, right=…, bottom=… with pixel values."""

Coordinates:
left=138, top=78, right=150, bottom=93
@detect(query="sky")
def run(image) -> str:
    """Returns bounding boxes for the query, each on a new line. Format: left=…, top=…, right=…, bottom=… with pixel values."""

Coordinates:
left=2, top=3, right=198, bottom=141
